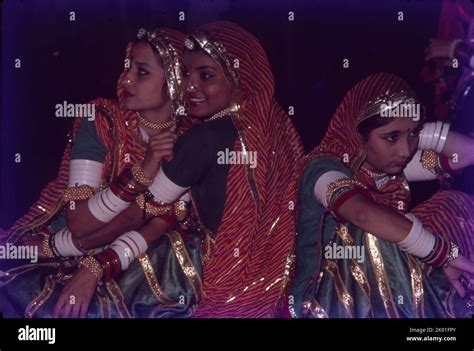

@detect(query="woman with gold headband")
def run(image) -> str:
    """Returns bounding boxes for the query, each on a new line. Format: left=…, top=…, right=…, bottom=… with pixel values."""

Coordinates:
left=94, top=20, right=302, bottom=318
left=292, top=72, right=474, bottom=318
left=0, top=28, right=203, bottom=318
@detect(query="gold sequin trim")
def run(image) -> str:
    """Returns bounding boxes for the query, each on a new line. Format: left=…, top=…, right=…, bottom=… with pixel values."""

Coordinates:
left=25, top=274, right=57, bottom=318
left=405, top=253, right=425, bottom=317
left=166, top=231, right=204, bottom=302
left=105, top=279, right=132, bottom=318
left=365, top=233, right=400, bottom=318
left=138, top=253, right=173, bottom=302
left=324, top=260, right=354, bottom=317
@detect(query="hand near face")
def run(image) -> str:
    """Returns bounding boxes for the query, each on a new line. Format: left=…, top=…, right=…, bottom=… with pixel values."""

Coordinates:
left=141, top=130, right=178, bottom=179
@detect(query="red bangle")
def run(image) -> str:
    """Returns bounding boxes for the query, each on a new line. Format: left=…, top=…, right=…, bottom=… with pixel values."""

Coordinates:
left=160, top=214, right=176, bottom=227
left=94, top=253, right=111, bottom=281
left=102, top=248, right=122, bottom=279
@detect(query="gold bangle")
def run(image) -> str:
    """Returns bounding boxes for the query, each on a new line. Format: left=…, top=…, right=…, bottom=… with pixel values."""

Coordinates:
left=131, top=163, right=154, bottom=187
left=136, top=194, right=172, bottom=217
left=41, top=235, right=55, bottom=258
left=64, top=185, right=96, bottom=201
left=79, top=256, right=103, bottom=281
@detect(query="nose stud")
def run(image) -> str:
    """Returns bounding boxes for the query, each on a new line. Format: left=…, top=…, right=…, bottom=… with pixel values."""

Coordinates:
left=125, top=78, right=132, bottom=85
left=187, top=85, right=197, bottom=92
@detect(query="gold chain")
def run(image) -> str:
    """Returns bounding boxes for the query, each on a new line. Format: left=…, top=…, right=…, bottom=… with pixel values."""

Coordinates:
left=136, top=112, right=175, bottom=130
left=360, top=166, right=387, bottom=179
left=207, top=105, right=239, bottom=122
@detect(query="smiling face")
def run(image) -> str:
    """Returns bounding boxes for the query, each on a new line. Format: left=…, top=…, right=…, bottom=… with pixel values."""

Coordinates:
left=361, top=117, right=423, bottom=175
left=182, top=49, right=232, bottom=118
left=122, top=41, right=169, bottom=112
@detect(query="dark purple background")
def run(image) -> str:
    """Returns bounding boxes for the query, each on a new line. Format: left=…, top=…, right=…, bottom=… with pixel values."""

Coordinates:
left=1, top=0, right=443, bottom=228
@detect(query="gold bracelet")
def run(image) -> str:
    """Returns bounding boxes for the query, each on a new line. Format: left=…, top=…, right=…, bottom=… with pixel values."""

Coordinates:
left=136, top=193, right=172, bottom=217
left=64, top=185, right=96, bottom=201
left=41, top=235, right=55, bottom=258
left=421, top=150, right=440, bottom=176
left=79, top=256, right=103, bottom=281
left=131, top=163, right=154, bottom=187
left=173, top=200, right=189, bottom=221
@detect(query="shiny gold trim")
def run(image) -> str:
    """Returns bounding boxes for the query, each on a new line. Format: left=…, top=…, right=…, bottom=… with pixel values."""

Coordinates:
left=138, top=253, right=173, bottom=302
left=0, top=262, right=61, bottom=287
left=336, top=224, right=354, bottom=246
left=302, top=299, right=329, bottom=318
left=24, top=274, right=57, bottom=318
left=231, top=114, right=260, bottom=205
left=336, top=225, right=372, bottom=302
left=105, top=279, right=132, bottom=318
left=406, top=253, right=425, bottom=317
left=95, top=287, right=111, bottom=318
left=166, top=231, right=204, bottom=302
left=365, top=233, right=400, bottom=318
left=324, top=260, right=354, bottom=317
left=188, top=32, right=240, bottom=88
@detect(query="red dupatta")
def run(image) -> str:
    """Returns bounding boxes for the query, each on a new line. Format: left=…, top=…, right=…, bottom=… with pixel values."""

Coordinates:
left=188, top=21, right=304, bottom=318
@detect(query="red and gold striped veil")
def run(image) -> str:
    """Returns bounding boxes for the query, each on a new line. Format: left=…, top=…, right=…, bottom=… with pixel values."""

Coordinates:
left=189, top=21, right=304, bottom=318
left=304, top=72, right=474, bottom=257
left=5, top=28, right=187, bottom=244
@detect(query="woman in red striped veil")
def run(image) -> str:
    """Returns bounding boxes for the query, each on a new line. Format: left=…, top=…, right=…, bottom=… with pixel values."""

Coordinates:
left=1, top=28, right=206, bottom=318
left=138, top=20, right=304, bottom=317
left=292, top=72, right=474, bottom=318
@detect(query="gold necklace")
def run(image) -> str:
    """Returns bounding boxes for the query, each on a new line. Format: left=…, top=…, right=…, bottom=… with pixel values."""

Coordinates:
left=136, top=112, right=175, bottom=130
left=207, top=105, right=239, bottom=122
left=360, top=165, right=387, bottom=179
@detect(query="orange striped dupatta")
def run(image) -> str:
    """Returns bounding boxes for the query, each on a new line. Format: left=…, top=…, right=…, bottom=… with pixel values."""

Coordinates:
left=189, top=21, right=304, bottom=318
left=5, top=29, right=186, bottom=244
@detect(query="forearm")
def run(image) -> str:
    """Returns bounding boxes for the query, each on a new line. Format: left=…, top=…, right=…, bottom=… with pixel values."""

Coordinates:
left=441, top=130, right=474, bottom=170
left=135, top=216, right=171, bottom=246
left=337, top=194, right=412, bottom=243
left=76, top=203, right=154, bottom=250
left=66, top=200, right=107, bottom=237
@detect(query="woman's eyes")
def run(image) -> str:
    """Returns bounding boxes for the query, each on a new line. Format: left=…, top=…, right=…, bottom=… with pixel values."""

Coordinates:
left=138, top=68, right=149, bottom=76
left=200, top=72, right=213, bottom=80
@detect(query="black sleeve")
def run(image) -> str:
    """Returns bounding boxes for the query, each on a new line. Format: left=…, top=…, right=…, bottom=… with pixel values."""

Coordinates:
left=162, top=124, right=213, bottom=187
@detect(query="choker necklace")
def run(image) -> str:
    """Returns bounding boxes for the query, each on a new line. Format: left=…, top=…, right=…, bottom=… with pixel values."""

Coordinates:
left=136, top=112, right=174, bottom=130
left=207, top=105, right=239, bottom=122
left=360, top=165, right=387, bottom=179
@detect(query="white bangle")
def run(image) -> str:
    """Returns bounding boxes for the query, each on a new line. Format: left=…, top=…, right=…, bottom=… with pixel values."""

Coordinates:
left=53, top=227, right=83, bottom=257
left=399, top=213, right=436, bottom=258
left=87, top=187, right=130, bottom=223
left=403, top=150, right=437, bottom=181
left=436, top=122, right=450, bottom=153
left=68, top=159, right=103, bottom=188
left=149, top=167, right=189, bottom=204
left=109, top=231, right=148, bottom=270
left=418, top=122, right=450, bottom=152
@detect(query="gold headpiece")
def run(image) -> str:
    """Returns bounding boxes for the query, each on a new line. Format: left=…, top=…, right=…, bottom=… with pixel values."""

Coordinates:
left=136, top=28, right=186, bottom=122
left=357, top=89, right=420, bottom=125
left=185, top=32, right=240, bottom=88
